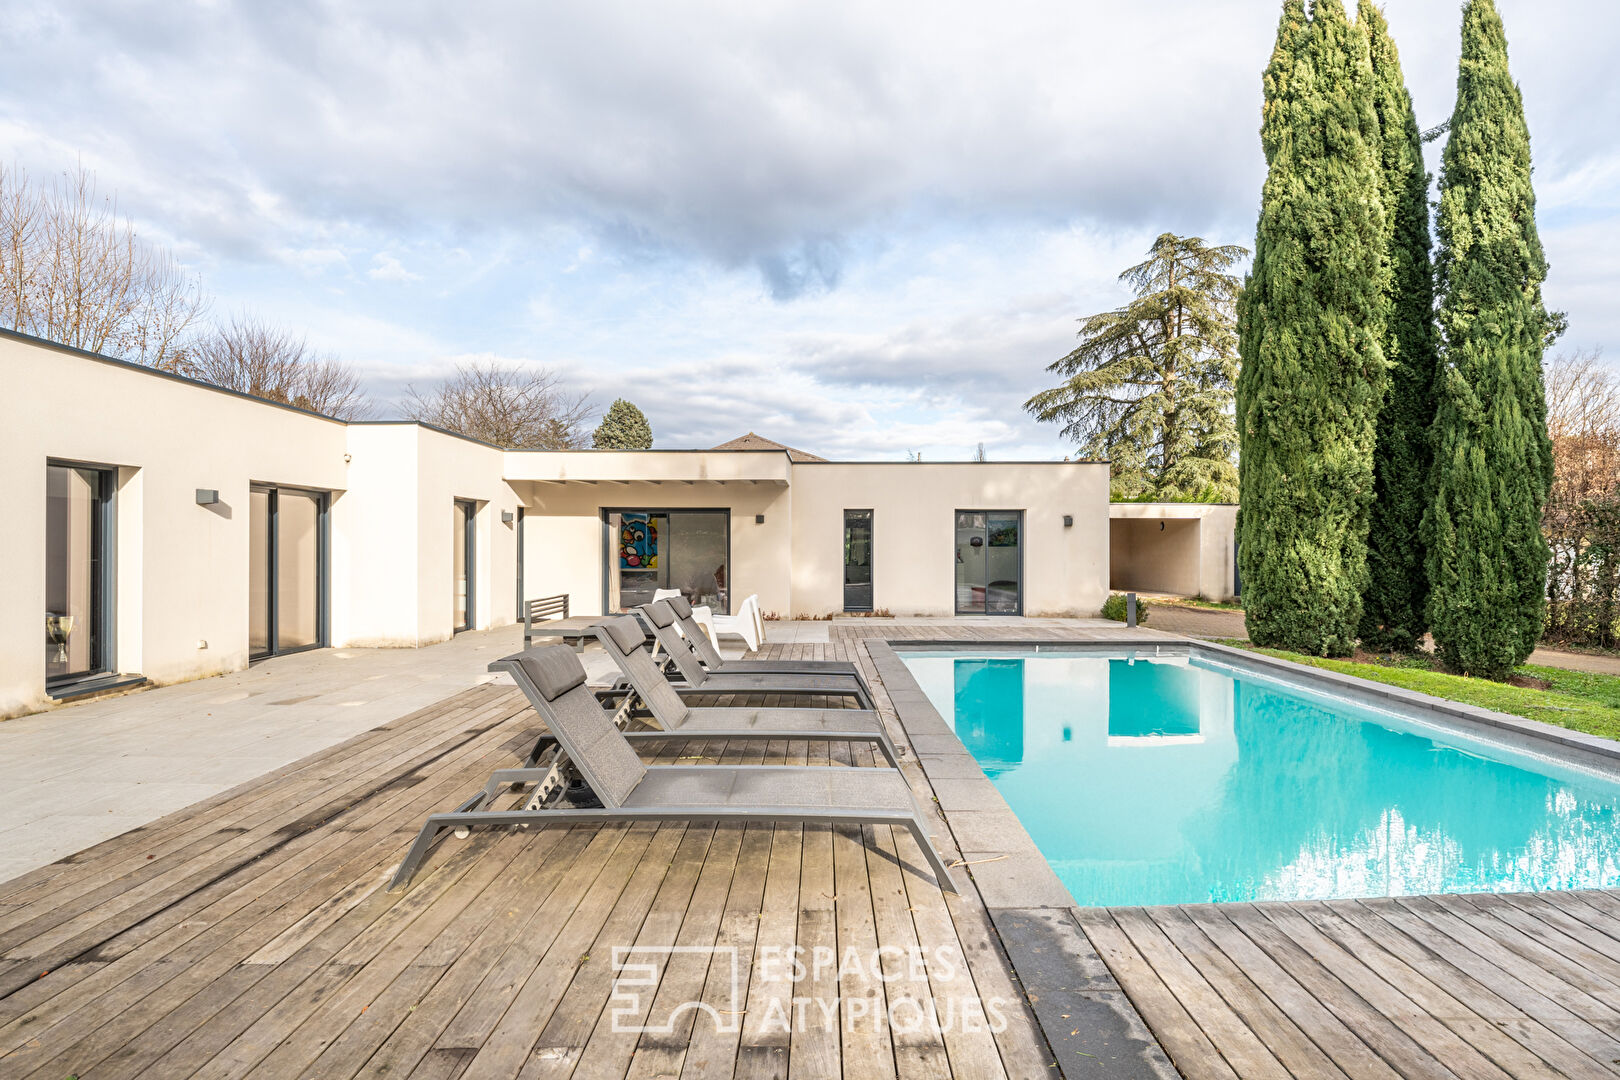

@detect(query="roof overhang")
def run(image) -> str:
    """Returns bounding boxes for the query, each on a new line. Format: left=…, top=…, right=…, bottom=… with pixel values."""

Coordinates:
left=502, top=449, right=792, bottom=486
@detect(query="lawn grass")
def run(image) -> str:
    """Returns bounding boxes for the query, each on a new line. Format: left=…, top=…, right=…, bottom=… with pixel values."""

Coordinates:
left=1213, top=638, right=1620, bottom=741
left=1162, top=596, right=1245, bottom=612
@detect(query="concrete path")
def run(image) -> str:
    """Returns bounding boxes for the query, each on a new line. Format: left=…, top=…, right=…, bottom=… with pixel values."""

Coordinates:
left=1527, top=646, right=1620, bottom=675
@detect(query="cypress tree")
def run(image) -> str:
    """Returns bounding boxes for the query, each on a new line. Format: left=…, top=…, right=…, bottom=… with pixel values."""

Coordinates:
left=1425, top=0, right=1554, bottom=678
left=1358, top=2, right=1439, bottom=651
left=1237, top=0, right=1390, bottom=656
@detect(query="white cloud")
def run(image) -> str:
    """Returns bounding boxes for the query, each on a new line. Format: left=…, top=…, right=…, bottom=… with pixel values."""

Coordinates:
left=0, top=0, right=1614, bottom=457
left=367, top=253, right=421, bottom=283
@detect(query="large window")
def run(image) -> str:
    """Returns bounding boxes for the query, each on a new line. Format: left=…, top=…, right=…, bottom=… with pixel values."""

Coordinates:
left=954, top=510, right=1023, bottom=615
left=250, top=486, right=327, bottom=659
left=844, top=509, right=873, bottom=612
left=605, top=509, right=730, bottom=614
left=454, top=499, right=476, bottom=632
left=45, top=463, right=114, bottom=686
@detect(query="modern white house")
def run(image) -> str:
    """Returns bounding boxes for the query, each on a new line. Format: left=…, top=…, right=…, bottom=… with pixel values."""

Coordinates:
left=1, top=327, right=1236, bottom=718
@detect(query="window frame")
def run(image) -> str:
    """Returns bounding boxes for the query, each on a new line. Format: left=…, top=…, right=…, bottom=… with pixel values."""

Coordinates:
left=44, top=459, right=118, bottom=689
left=250, top=484, right=331, bottom=660
left=600, top=507, right=733, bottom=615
left=842, top=508, right=874, bottom=613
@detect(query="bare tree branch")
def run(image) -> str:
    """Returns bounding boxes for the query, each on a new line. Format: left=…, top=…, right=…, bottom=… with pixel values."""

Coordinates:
left=188, top=313, right=372, bottom=419
left=403, top=361, right=592, bottom=448
left=0, top=162, right=206, bottom=371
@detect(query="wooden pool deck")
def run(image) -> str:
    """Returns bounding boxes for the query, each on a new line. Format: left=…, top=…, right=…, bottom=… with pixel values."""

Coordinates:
left=1, top=624, right=1618, bottom=1078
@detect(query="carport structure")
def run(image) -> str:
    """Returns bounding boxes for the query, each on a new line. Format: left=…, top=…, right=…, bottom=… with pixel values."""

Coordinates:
left=1108, top=502, right=1238, bottom=601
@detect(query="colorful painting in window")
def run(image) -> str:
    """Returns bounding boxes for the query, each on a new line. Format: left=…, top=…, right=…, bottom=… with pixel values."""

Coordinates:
left=618, top=513, right=658, bottom=569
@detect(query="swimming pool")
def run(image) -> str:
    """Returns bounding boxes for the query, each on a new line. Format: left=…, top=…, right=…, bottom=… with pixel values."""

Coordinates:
left=902, top=648, right=1620, bottom=907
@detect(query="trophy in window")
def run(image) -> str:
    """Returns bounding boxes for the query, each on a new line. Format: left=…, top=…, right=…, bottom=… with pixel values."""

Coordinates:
left=46, top=613, right=75, bottom=664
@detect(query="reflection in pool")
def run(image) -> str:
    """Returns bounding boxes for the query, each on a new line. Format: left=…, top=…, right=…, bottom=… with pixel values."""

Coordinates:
left=904, top=652, right=1620, bottom=907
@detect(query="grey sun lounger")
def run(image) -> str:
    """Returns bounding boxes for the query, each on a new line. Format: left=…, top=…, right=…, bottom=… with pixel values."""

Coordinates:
left=596, top=616, right=888, bottom=739
left=491, top=648, right=900, bottom=768
left=389, top=647, right=954, bottom=892
left=658, top=594, right=861, bottom=677
left=634, top=603, right=877, bottom=710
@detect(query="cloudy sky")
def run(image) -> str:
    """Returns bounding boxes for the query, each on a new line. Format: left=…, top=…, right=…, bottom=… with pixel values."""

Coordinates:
left=4, top=0, right=1616, bottom=458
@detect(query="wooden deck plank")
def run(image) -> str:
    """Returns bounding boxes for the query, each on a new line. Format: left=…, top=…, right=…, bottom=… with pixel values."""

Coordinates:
left=1179, top=904, right=1401, bottom=1080
left=1392, top=895, right=1620, bottom=1025
left=1110, top=907, right=1293, bottom=1080
left=679, top=823, right=774, bottom=1080
left=1349, top=897, right=1620, bottom=1071
left=0, top=705, right=532, bottom=1065
left=1303, top=900, right=1616, bottom=1080
left=865, top=820, right=953, bottom=1080
left=1074, top=907, right=1240, bottom=1080
left=733, top=819, right=802, bottom=1080
left=1143, top=906, right=1350, bottom=1080
left=1215, top=904, right=1461, bottom=1080
left=615, top=823, right=747, bottom=1080
left=448, top=822, right=674, bottom=1077
left=528, top=823, right=718, bottom=1079
left=1282, top=901, right=1577, bottom=1080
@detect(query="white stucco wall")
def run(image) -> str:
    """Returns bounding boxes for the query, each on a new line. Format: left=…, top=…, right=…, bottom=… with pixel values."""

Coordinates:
left=2, top=327, right=1128, bottom=719
left=1, top=334, right=522, bottom=718
left=513, top=477, right=794, bottom=617
left=788, top=462, right=1111, bottom=617
left=1, top=334, right=349, bottom=716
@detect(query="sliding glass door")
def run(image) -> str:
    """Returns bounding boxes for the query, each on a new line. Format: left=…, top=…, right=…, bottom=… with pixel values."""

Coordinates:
left=45, top=463, right=114, bottom=686
left=454, top=499, right=475, bottom=632
left=844, top=509, right=873, bottom=612
left=250, top=486, right=327, bottom=659
left=605, top=509, right=730, bottom=613
left=954, top=510, right=1023, bottom=615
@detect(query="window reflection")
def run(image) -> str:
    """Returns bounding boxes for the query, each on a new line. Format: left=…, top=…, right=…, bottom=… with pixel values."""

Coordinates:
left=45, top=464, right=111, bottom=683
left=608, top=510, right=729, bottom=613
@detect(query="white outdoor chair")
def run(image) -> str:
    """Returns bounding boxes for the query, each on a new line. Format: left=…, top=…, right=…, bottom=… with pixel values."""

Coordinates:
left=702, top=593, right=762, bottom=652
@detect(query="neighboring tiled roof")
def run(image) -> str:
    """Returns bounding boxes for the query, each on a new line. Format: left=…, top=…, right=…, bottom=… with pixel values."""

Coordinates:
left=710, top=432, right=829, bottom=462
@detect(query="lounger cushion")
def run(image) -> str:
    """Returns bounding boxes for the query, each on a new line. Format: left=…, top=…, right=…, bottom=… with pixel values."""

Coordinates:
left=666, top=595, right=694, bottom=619
left=644, top=600, right=676, bottom=627
left=517, top=647, right=587, bottom=701
left=602, top=615, right=646, bottom=655
left=684, top=706, right=882, bottom=734
left=627, top=765, right=916, bottom=812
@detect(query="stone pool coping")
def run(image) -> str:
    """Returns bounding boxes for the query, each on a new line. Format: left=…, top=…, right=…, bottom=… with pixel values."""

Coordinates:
left=868, top=633, right=1620, bottom=1080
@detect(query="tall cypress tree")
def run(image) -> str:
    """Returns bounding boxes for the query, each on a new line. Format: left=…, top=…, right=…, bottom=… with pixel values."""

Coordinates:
left=1237, top=0, right=1390, bottom=656
left=1425, top=0, right=1553, bottom=678
left=1358, top=2, right=1439, bottom=651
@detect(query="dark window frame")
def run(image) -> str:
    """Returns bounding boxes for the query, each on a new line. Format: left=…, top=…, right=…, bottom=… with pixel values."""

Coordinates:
left=843, top=508, right=874, bottom=612
left=953, top=508, right=1025, bottom=616
left=600, top=507, right=733, bottom=615
left=44, top=460, right=118, bottom=689
left=454, top=498, right=477, bottom=633
left=250, top=484, right=331, bottom=660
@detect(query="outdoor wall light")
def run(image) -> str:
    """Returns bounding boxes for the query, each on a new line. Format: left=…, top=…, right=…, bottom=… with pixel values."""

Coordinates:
left=1063, top=514, right=1074, bottom=527
left=195, top=488, right=219, bottom=506
left=755, top=514, right=765, bottom=524
left=1160, top=521, right=1166, bottom=531
left=501, top=510, right=514, bottom=524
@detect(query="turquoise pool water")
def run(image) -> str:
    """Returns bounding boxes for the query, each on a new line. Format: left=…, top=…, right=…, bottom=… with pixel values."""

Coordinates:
left=902, top=650, right=1620, bottom=907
